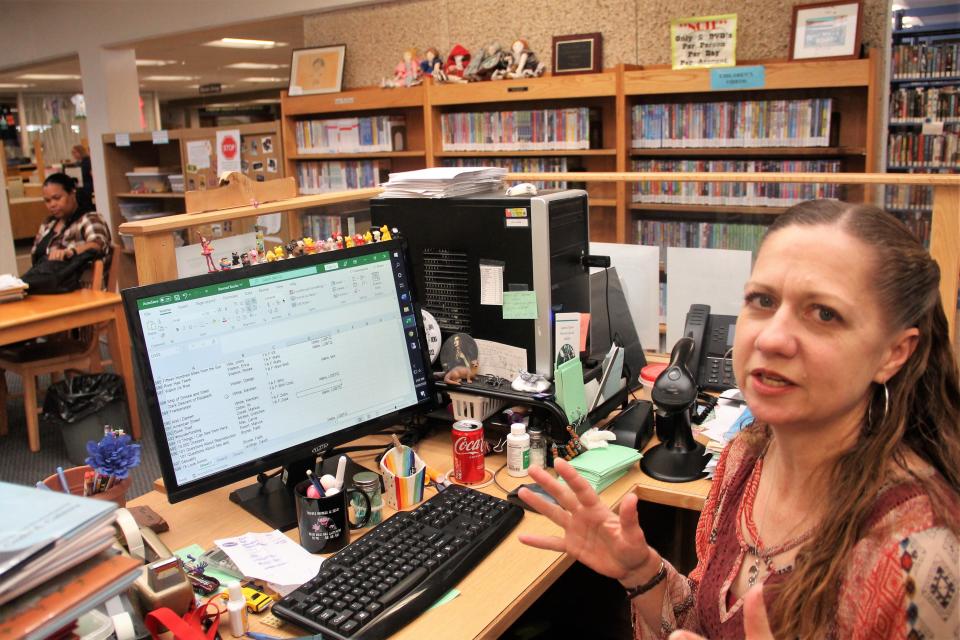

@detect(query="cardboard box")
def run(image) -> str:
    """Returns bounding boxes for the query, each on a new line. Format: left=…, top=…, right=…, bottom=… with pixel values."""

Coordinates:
left=185, top=171, right=296, bottom=213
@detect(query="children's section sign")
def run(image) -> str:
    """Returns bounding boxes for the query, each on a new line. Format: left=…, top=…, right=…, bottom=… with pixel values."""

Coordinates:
left=671, top=14, right=738, bottom=70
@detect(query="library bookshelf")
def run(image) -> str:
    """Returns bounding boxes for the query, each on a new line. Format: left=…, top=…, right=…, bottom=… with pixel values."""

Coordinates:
left=885, top=5, right=960, bottom=245
left=101, top=121, right=283, bottom=288
left=278, top=54, right=881, bottom=247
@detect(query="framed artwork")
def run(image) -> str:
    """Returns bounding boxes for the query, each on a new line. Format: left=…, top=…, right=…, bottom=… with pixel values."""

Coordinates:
left=552, top=33, right=603, bottom=75
left=288, top=45, right=346, bottom=95
left=789, top=1, right=862, bottom=61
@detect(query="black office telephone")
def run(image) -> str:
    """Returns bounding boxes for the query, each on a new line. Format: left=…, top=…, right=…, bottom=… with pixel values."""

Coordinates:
left=683, top=304, right=738, bottom=391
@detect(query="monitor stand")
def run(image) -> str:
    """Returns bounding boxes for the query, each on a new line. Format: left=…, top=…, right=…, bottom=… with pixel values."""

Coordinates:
left=228, top=453, right=373, bottom=531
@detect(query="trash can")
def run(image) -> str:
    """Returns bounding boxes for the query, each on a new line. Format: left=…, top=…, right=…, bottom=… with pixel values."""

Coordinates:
left=42, top=374, right=128, bottom=465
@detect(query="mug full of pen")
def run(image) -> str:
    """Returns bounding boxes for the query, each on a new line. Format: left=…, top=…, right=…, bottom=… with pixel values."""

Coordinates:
left=294, top=480, right=370, bottom=554
left=380, top=444, right=426, bottom=510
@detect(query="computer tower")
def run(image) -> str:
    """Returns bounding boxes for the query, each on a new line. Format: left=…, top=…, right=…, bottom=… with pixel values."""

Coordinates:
left=371, top=189, right=590, bottom=377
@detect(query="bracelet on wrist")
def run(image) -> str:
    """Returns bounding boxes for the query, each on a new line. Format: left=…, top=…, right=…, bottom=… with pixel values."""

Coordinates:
left=623, top=559, right=667, bottom=600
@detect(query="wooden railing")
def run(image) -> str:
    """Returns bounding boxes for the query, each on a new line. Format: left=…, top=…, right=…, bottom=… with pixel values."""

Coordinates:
left=118, top=173, right=959, bottom=340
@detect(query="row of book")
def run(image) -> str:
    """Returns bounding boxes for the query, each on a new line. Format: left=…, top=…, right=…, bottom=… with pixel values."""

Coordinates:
left=294, top=115, right=405, bottom=154
left=440, top=156, right=572, bottom=189
left=636, top=219, right=768, bottom=260
left=302, top=213, right=359, bottom=240
left=630, top=99, right=833, bottom=148
left=296, top=160, right=383, bottom=194
left=885, top=184, right=933, bottom=211
left=630, top=159, right=842, bottom=206
left=891, top=43, right=959, bottom=80
left=440, top=107, right=592, bottom=151
left=891, top=209, right=933, bottom=248
left=889, top=86, right=960, bottom=122
left=887, top=127, right=960, bottom=168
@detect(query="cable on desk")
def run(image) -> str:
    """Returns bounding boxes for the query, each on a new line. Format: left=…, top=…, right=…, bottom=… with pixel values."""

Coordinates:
left=491, top=462, right=512, bottom=495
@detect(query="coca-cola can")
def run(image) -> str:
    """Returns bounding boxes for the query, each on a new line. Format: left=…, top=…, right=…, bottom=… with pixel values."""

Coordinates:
left=452, top=419, right=485, bottom=483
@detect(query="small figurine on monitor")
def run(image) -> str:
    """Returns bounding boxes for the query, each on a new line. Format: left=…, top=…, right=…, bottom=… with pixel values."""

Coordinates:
left=198, top=234, right=216, bottom=273
left=443, top=44, right=471, bottom=83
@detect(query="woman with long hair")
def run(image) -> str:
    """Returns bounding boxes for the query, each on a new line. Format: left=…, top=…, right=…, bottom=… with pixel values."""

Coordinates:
left=519, top=200, right=960, bottom=638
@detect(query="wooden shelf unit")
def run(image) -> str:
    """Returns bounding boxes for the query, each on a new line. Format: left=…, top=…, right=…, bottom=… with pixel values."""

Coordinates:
left=102, top=121, right=283, bottom=287
left=277, top=56, right=880, bottom=246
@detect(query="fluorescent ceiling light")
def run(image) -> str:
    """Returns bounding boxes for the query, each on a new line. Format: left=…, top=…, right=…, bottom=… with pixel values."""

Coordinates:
left=143, top=75, right=198, bottom=81
left=239, top=76, right=285, bottom=83
left=18, top=73, right=81, bottom=80
left=224, top=62, right=289, bottom=70
left=137, top=59, right=180, bottom=67
left=204, top=38, right=286, bottom=49
left=0, top=82, right=34, bottom=88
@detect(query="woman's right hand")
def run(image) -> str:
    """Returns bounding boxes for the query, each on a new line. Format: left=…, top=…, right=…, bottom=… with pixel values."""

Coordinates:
left=517, top=458, right=655, bottom=583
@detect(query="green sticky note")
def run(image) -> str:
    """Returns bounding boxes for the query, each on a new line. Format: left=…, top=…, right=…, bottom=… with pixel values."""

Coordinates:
left=429, top=588, right=461, bottom=609
left=502, top=291, right=538, bottom=319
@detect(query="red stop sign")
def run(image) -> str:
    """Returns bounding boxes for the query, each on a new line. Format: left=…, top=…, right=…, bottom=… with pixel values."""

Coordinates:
left=221, top=135, right=238, bottom=159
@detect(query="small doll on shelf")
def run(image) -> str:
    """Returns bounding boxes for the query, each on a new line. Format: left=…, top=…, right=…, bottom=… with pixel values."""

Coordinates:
left=465, top=42, right=507, bottom=82
left=443, top=44, right=471, bottom=83
left=421, top=47, right=444, bottom=81
left=505, top=39, right=545, bottom=79
left=382, top=48, right=423, bottom=88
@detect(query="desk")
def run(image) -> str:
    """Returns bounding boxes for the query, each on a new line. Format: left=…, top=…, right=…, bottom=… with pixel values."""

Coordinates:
left=7, top=196, right=47, bottom=240
left=0, top=290, right=142, bottom=449
left=128, top=429, right=710, bottom=639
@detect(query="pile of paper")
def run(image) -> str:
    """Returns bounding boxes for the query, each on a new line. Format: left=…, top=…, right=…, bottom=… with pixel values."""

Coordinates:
left=695, top=389, right=752, bottom=478
left=569, top=444, right=643, bottom=494
left=379, top=166, right=506, bottom=198
left=0, top=274, right=27, bottom=303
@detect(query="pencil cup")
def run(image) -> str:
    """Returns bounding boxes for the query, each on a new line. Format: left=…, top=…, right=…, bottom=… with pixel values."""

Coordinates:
left=294, top=480, right=370, bottom=554
left=42, top=465, right=131, bottom=507
left=379, top=445, right=426, bottom=511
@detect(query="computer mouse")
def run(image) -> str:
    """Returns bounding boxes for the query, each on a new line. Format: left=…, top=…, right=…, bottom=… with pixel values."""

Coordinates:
left=506, top=182, right=538, bottom=196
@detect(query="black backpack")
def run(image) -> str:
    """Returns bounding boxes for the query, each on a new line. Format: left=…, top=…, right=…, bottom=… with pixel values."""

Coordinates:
left=21, top=250, right=98, bottom=294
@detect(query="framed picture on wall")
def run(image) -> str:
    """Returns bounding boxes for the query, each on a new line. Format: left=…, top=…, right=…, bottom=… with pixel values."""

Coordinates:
left=288, top=45, right=346, bottom=95
left=789, top=1, right=862, bottom=61
left=552, top=33, right=603, bottom=75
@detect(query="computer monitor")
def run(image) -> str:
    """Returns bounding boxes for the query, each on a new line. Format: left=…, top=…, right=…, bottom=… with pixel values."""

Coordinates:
left=122, top=239, right=434, bottom=530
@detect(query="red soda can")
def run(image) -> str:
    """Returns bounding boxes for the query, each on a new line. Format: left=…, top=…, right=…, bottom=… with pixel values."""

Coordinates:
left=452, top=419, right=485, bottom=483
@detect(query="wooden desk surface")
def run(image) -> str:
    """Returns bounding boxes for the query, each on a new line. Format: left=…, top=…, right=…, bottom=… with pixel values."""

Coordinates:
left=129, top=427, right=710, bottom=639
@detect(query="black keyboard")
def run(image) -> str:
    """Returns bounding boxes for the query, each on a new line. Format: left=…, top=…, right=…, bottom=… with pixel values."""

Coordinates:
left=272, top=484, right=524, bottom=639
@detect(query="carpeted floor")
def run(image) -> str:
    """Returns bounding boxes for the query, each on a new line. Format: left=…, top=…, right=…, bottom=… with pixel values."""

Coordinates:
left=0, top=363, right=161, bottom=500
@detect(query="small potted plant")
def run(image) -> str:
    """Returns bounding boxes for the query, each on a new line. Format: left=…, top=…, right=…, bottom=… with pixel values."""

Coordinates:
left=42, top=427, right=141, bottom=505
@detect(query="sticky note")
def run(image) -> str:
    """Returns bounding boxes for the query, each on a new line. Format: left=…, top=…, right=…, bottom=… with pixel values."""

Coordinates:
left=502, top=291, right=538, bottom=319
left=710, top=66, right=765, bottom=90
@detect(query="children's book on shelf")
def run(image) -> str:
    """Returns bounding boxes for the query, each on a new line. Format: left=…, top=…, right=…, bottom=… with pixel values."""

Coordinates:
left=295, top=115, right=406, bottom=154
left=440, top=107, right=592, bottom=151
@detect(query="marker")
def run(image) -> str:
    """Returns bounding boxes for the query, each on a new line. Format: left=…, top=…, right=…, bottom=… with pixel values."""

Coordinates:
left=55, top=466, right=70, bottom=493
left=305, top=470, right=325, bottom=497
left=335, top=455, right=347, bottom=490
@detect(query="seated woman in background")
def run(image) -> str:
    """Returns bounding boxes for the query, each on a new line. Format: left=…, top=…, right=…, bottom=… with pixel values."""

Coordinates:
left=32, top=172, right=110, bottom=267
left=519, top=200, right=960, bottom=639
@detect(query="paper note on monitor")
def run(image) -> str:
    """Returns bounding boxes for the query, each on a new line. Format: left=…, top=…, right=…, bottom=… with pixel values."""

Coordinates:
left=475, top=339, right=527, bottom=380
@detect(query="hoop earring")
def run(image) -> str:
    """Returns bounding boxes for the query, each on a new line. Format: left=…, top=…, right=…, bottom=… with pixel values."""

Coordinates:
left=867, top=381, right=889, bottom=431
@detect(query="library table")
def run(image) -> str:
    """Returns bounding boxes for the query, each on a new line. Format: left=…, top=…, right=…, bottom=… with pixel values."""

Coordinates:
left=128, top=428, right=709, bottom=639
left=0, top=289, right=142, bottom=447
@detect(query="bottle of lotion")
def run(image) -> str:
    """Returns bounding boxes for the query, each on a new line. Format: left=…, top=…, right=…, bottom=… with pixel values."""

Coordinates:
left=507, top=423, right=530, bottom=477
left=226, top=580, right=248, bottom=638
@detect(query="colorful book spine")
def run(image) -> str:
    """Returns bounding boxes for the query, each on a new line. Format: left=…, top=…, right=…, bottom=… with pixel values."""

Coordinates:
left=887, top=126, right=960, bottom=168
left=892, top=43, right=960, bottom=80
left=636, top=218, right=768, bottom=262
left=295, top=116, right=403, bottom=154
left=630, top=159, right=842, bottom=206
left=440, top=108, right=592, bottom=151
left=631, top=99, right=833, bottom=149
left=889, top=86, right=960, bottom=122
left=296, top=160, right=381, bottom=194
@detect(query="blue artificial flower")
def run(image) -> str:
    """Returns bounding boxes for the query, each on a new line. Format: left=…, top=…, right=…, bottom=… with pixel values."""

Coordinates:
left=85, top=433, right=141, bottom=479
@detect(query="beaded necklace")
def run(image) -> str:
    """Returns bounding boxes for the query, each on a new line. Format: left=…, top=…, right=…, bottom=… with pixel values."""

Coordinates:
left=735, top=451, right=815, bottom=588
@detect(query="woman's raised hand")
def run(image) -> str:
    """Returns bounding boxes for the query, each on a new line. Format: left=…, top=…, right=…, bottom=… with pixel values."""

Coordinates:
left=517, top=458, right=655, bottom=582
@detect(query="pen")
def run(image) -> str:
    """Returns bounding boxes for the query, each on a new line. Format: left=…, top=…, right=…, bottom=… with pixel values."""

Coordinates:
left=56, top=466, right=70, bottom=493
left=335, top=455, right=347, bottom=489
left=305, top=470, right=325, bottom=496
left=83, top=471, right=94, bottom=497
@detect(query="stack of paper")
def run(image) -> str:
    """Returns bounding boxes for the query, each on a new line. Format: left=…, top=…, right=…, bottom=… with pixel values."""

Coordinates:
left=379, top=166, right=506, bottom=198
left=695, top=389, right=752, bottom=478
left=0, top=274, right=27, bottom=303
left=569, top=444, right=643, bottom=494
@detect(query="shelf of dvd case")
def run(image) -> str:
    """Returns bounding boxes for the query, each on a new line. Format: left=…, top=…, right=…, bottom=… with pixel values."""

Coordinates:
left=629, top=203, right=789, bottom=216
left=628, top=147, right=863, bottom=157
left=288, top=151, right=426, bottom=160
left=434, top=149, right=616, bottom=157
left=890, top=77, right=960, bottom=88
left=889, top=118, right=960, bottom=126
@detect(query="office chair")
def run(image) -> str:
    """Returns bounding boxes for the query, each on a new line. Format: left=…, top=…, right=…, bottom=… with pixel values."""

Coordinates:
left=0, top=248, right=119, bottom=452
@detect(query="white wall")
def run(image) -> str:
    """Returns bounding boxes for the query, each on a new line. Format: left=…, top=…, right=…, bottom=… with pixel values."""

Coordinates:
left=0, top=0, right=376, bottom=70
